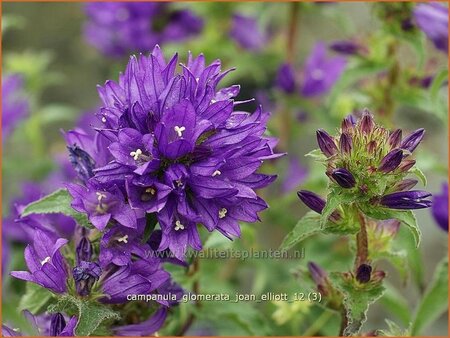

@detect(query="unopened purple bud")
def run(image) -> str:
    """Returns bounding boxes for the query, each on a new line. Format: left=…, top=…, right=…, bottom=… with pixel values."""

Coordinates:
left=307, top=261, right=328, bottom=286
left=340, top=133, right=352, bottom=154
left=371, top=270, right=386, bottom=282
left=360, top=109, right=374, bottom=134
left=316, top=129, right=338, bottom=157
left=331, top=168, right=356, bottom=188
left=400, top=128, right=425, bottom=153
left=50, top=313, right=66, bottom=336
left=356, top=263, right=372, bottom=283
left=73, top=261, right=102, bottom=296
left=329, top=40, right=363, bottom=55
left=367, top=140, right=377, bottom=154
left=297, top=190, right=341, bottom=221
left=398, top=159, right=416, bottom=172
left=76, top=237, right=93, bottom=264
left=67, top=145, right=96, bottom=183
left=394, top=179, right=418, bottom=192
left=378, top=149, right=403, bottom=173
left=380, top=190, right=432, bottom=209
left=341, top=115, right=357, bottom=132
left=388, top=129, right=402, bottom=148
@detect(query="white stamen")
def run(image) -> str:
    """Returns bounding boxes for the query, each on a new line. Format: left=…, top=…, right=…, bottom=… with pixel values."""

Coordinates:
left=117, top=235, right=129, bottom=244
left=174, top=126, right=186, bottom=137
left=174, top=220, right=185, bottom=231
left=41, top=256, right=51, bottom=265
left=101, top=116, right=107, bottom=123
left=130, top=148, right=143, bottom=161
left=212, top=170, right=222, bottom=177
left=96, top=192, right=107, bottom=201
left=176, top=179, right=184, bottom=187
left=219, top=208, right=228, bottom=219
left=145, top=187, right=156, bottom=195
left=211, top=99, right=216, bottom=104
left=12, top=328, right=20, bottom=332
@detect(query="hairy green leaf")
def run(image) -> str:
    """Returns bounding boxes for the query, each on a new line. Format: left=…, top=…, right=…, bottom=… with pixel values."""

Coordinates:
left=330, top=272, right=385, bottom=336
left=280, top=211, right=321, bottom=250
left=21, top=188, right=92, bottom=229
left=48, top=295, right=120, bottom=336
left=411, top=256, right=448, bottom=335
left=409, top=167, right=427, bottom=186
left=19, top=283, right=55, bottom=315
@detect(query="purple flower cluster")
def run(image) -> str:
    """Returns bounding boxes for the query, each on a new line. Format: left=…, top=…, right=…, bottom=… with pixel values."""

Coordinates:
left=2, top=74, right=29, bottom=142
left=298, top=111, right=432, bottom=217
left=84, top=2, right=203, bottom=57
left=276, top=42, right=347, bottom=97
left=65, top=46, right=279, bottom=259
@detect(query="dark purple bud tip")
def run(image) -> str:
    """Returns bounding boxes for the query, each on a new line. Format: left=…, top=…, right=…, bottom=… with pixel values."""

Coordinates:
left=388, top=129, right=402, bottom=149
left=298, top=190, right=326, bottom=214
left=398, top=159, right=416, bottom=172
left=400, top=128, right=425, bottom=153
left=341, top=115, right=357, bottom=132
left=73, top=261, right=102, bottom=296
left=331, top=168, right=356, bottom=188
left=356, top=263, right=372, bottom=283
left=316, top=129, right=338, bottom=157
left=380, top=190, right=432, bottom=210
left=76, top=237, right=93, bottom=264
left=360, top=109, right=374, bottom=134
left=329, top=40, right=363, bottom=55
left=67, top=145, right=96, bottom=183
left=378, top=149, right=403, bottom=173
left=394, top=179, right=418, bottom=192
left=340, top=133, right=352, bottom=154
left=50, top=313, right=66, bottom=336
left=307, top=261, right=328, bottom=285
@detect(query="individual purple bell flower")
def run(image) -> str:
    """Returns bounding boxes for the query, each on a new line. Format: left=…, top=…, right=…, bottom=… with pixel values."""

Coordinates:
left=229, top=14, right=267, bottom=51
left=101, top=258, right=170, bottom=304
left=276, top=63, right=296, bottom=94
left=67, top=182, right=140, bottom=230
left=73, top=261, right=102, bottom=296
left=148, top=230, right=187, bottom=266
left=432, top=183, right=448, bottom=232
left=400, top=128, right=425, bottom=153
left=380, top=190, right=432, bottom=210
left=113, top=307, right=167, bottom=336
left=10, top=230, right=69, bottom=293
left=2, top=74, right=29, bottom=142
left=317, top=129, right=338, bottom=157
left=301, top=42, right=347, bottom=97
left=414, top=3, right=448, bottom=53
left=84, top=3, right=203, bottom=57
left=378, top=149, right=403, bottom=173
left=99, top=222, right=151, bottom=266
left=126, top=177, right=172, bottom=213
left=331, top=168, right=356, bottom=188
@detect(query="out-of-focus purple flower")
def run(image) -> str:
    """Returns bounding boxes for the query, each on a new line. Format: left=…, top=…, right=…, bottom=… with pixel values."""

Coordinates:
left=400, top=128, right=425, bottom=153
left=113, top=307, right=167, bottom=336
left=301, top=43, right=346, bottom=97
left=101, top=258, right=170, bottom=304
left=329, top=40, right=365, bottom=56
left=11, top=230, right=69, bottom=293
left=2, top=235, right=10, bottom=278
left=331, top=168, right=356, bottom=188
left=282, top=157, right=308, bottom=193
left=414, top=3, right=448, bottom=53
left=66, top=46, right=279, bottom=259
left=276, top=63, right=296, bottom=94
left=229, top=14, right=267, bottom=51
left=84, top=3, right=203, bottom=57
left=380, top=190, right=432, bottom=210
left=432, top=183, right=448, bottom=231
left=2, top=74, right=29, bottom=142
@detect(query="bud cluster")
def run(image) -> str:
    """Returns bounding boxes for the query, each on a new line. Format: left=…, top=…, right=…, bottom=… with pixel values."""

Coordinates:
left=313, top=109, right=431, bottom=210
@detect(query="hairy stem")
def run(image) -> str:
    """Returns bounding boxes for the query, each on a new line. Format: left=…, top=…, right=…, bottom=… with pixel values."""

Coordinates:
left=177, top=257, right=201, bottom=336
left=355, top=212, right=369, bottom=269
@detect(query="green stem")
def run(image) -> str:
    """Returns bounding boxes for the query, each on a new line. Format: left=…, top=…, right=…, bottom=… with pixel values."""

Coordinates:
left=302, top=310, right=334, bottom=336
left=355, top=212, right=369, bottom=270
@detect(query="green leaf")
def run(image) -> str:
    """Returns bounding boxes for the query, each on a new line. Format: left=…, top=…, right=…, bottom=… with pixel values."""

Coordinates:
left=378, top=319, right=411, bottom=337
left=411, top=256, right=448, bottom=335
left=330, top=273, right=385, bottom=336
left=430, top=68, right=448, bottom=103
left=279, top=211, right=321, bottom=250
left=320, top=189, right=356, bottom=228
left=361, top=207, right=421, bottom=248
left=21, top=188, right=93, bottom=229
left=19, top=283, right=55, bottom=315
left=409, top=166, right=427, bottom=186
left=142, top=212, right=158, bottom=243
left=304, top=148, right=327, bottom=161
left=48, top=295, right=120, bottom=336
